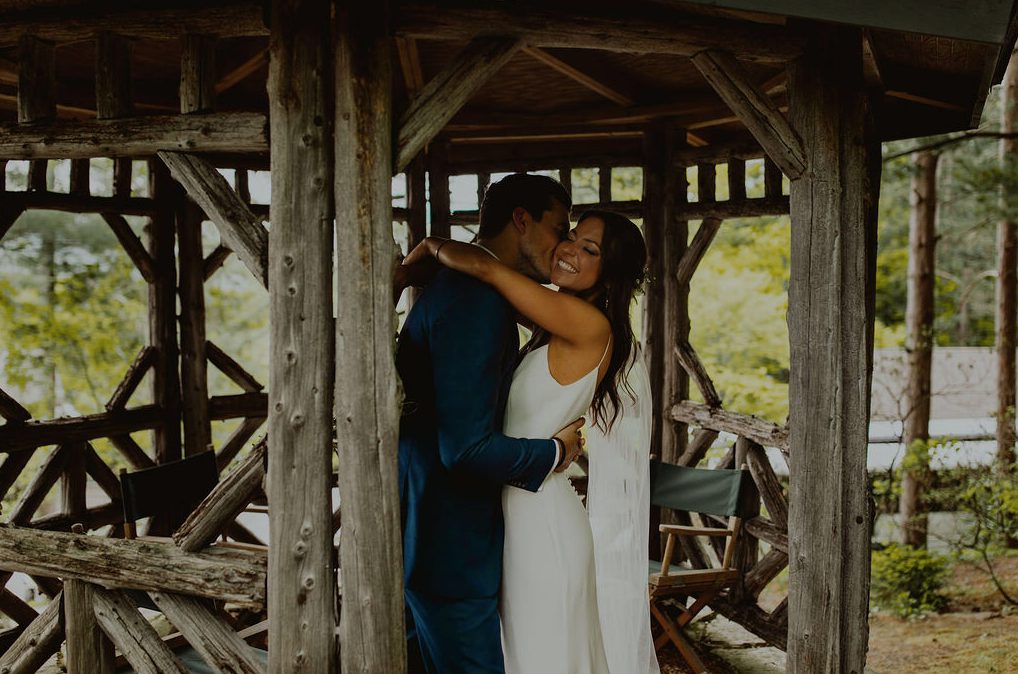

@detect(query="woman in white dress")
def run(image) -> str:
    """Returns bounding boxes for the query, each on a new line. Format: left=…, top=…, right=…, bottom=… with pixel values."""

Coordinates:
left=402, top=210, right=654, bottom=673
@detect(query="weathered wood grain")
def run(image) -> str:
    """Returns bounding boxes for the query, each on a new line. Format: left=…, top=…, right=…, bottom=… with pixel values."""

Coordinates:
left=174, top=440, right=265, bottom=552
left=0, top=112, right=268, bottom=159
left=0, top=405, right=163, bottom=453
left=17, top=35, right=54, bottom=123
left=92, top=586, right=188, bottom=674
left=65, top=577, right=115, bottom=673
left=692, top=50, right=806, bottom=180
left=395, top=37, right=521, bottom=172
left=0, top=591, right=63, bottom=674
left=394, top=1, right=804, bottom=63
left=158, top=151, right=269, bottom=288
left=334, top=1, right=406, bottom=671
left=267, top=0, right=337, bottom=671
left=670, top=400, right=789, bottom=453
left=787, top=24, right=876, bottom=674
left=95, top=31, right=132, bottom=119
left=0, top=525, right=266, bottom=608
left=149, top=591, right=265, bottom=674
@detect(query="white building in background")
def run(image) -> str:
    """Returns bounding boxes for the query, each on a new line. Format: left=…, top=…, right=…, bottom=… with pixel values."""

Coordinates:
left=868, top=347, right=1003, bottom=471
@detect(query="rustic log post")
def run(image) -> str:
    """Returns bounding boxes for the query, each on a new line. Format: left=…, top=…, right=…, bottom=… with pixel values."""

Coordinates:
left=147, top=159, right=183, bottom=468
left=65, top=529, right=116, bottom=674
left=60, top=442, right=87, bottom=525
left=180, top=33, right=217, bottom=114
left=335, top=0, right=406, bottom=671
left=427, top=139, right=451, bottom=238
left=642, top=122, right=688, bottom=465
left=901, top=150, right=938, bottom=547
left=266, top=0, right=337, bottom=671
left=95, top=31, right=132, bottom=119
left=787, top=24, right=877, bottom=674
left=178, top=200, right=213, bottom=457
left=404, top=153, right=428, bottom=305
left=17, top=35, right=55, bottom=123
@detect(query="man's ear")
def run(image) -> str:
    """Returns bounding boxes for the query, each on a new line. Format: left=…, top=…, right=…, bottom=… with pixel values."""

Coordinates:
left=511, top=206, right=528, bottom=233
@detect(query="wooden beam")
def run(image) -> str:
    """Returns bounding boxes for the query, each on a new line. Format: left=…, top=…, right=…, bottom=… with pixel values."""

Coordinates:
left=101, top=213, right=156, bottom=283
left=174, top=440, right=265, bottom=552
left=670, top=400, right=789, bottom=452
left=158, top=151, right=269, bottom=288
left=522, top=47, right=638, bottom=106
left=395, top=36, right=424, bottom=99
left=180, top=34, right=217, bottom=114
left=0, top=526, right=266, bottom=608
left=692, top=49, right=806, bottom=180
left=393, top=1, right=804, bottom=63
left=0, top=591, right=63, bottom=674
left=0, top=205, right=24, bottom=243
left=216, top=48, right=268, bottom=94
left=0, top=111, right=268, bottom=159
left=65, top=576, right=115, bottom=673
left=95, top=31, right=132, bottom=119
left=786, top=24, right=876, bottom=674
left=675, top=216, right=722, bottom=285
left=0, top=405, right=164, bottom=453
left=267, top=0, right=336, bottom=671
left=17, top=35, right=54, bottom=123
left=0, top=2, right=267, bottom=47
left=206, top=341, right=264, bottom=392
left=334, top=0, right=406, bottom=670
left=3, top=191, right=157, bottom=216
left=394, top=37, right=522, bottom=173
left=149, top=592, right=266, bottom=674
left=91, top=586, right=189, bottom=674
left=0, top=385, right=31, bottom=422
left=178, top=201, right=213, bottom=457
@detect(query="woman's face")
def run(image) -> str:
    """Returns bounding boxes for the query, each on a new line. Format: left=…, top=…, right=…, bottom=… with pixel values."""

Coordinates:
left=549, top=216, right=605, bottom=292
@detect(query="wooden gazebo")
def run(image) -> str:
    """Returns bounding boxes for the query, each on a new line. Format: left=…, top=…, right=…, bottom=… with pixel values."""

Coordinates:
left=0, top=1, right=1015, bottom=672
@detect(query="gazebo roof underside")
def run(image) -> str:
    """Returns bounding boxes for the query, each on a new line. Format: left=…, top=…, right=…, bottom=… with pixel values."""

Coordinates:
left=0, top=0, right=1015, bottom=170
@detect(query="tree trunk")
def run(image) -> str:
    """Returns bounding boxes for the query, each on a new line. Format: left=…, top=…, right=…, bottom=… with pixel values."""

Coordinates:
left=900, top=150, right=938, bottom=548
left=996, top=48, right=1018, bottom=549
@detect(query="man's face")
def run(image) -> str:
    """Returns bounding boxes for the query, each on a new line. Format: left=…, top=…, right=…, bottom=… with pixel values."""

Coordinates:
left=516, top=198, right=570, bottom=283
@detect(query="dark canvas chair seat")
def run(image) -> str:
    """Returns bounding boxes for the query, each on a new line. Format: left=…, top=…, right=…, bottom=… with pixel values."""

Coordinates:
left=648, top=459, right=755, bottom=674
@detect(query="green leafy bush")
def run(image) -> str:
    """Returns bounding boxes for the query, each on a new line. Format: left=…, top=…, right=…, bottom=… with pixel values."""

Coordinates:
left=870, top=543, right=949, bottom=616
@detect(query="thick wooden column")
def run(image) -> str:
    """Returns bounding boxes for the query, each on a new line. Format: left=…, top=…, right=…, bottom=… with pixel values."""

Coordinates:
left=786, top=24, right=877, bottom=674
left=148, top=160, right=182, bottom=466
left=267, top=0, right=337, bottom=671
left=641, top=122, right=688, bottom=465
left=334, top=1, right=405, bottom=671
left=427, top=139, right=451, bottom=238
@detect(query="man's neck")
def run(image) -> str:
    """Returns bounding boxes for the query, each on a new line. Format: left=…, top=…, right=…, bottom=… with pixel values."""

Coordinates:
left=476, top=235, right=518, bottom=270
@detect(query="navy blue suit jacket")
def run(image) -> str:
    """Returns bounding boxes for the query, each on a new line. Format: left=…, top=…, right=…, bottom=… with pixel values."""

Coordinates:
left=397, top=268, right=557, bottom=599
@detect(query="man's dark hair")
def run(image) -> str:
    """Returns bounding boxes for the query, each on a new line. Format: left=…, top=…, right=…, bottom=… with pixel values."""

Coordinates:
left=477, top=173, right=571, bottom=239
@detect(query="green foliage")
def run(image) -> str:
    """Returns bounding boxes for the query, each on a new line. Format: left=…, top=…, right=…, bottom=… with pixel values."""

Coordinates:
left=870, top=542, right=950, bottom=616
left=689, top=212, right=790, bottom=423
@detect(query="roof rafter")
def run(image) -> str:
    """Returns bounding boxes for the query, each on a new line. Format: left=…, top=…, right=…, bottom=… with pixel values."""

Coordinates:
left=393, top=0, right=805, bottom=63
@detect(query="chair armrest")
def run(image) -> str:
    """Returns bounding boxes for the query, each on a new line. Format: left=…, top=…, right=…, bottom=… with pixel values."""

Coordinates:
left=659, top=524, right=733, bottom=537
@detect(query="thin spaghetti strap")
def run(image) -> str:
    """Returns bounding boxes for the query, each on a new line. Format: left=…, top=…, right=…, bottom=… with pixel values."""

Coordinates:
left=597, top=335, right=612, bottom=368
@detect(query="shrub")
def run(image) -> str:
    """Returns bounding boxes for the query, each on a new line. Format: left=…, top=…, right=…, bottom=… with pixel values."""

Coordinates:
left=870, top=543, right=949, bottom=616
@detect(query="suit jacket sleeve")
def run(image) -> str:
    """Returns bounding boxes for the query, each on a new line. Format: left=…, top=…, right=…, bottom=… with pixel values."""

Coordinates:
left=429, top=281, right=556, bottom=492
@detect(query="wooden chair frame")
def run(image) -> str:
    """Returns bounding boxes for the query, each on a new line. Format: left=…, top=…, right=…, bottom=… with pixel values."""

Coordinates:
left=648, top=460, right=754, bottom=674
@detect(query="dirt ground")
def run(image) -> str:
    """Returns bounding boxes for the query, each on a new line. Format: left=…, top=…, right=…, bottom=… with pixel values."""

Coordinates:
left=655, top=556, right=1018, bottom=674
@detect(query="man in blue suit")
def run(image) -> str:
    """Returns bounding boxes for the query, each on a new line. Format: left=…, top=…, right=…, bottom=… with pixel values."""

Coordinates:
left=397, top=173, right=584, bottom=673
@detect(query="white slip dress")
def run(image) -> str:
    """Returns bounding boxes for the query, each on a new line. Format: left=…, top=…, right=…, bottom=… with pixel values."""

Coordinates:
left=499, top=342, right=611, bottom=674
